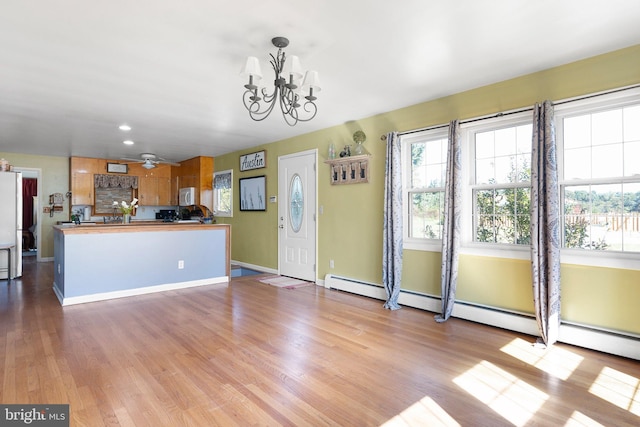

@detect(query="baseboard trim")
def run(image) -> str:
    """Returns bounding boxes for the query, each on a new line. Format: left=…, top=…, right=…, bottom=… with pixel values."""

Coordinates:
left=56, top=276, right=229, bottom=306
left=324, top=274, right=640, bottom=360
left=230, top=260, right=277, bottom=275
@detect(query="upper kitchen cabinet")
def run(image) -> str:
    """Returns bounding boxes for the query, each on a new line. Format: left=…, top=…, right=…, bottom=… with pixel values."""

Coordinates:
left=132, top=163, right=173, bottom=206
left=172, top=156, right=213, bottom=209
left=70, top=157, right=102, bottom=205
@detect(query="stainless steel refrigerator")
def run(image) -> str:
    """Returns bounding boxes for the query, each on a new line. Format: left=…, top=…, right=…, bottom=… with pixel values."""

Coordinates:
left=0, top=171, right=22, bottom=279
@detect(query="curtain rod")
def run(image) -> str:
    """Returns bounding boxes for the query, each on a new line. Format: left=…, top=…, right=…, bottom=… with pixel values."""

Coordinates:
left=379, top=83, right=640, bottom=141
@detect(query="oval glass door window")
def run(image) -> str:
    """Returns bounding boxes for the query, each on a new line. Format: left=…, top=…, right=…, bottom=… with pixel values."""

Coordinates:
left=289, top=174, right=304, bottom=233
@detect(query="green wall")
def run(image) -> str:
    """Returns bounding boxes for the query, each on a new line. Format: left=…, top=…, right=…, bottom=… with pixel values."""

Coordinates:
left=216, top=44, right=640, bottom=335
left=0, top=153, right=70, bottom=259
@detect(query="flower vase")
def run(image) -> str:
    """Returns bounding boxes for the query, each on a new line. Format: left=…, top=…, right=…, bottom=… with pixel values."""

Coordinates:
left=354, top=142, right=364, bottom=155
left=123, top=214, right=130, bottom=224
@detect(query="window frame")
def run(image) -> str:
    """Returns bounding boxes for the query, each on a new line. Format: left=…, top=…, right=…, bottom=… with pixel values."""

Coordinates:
left=460, top=112, right=534, bottom=259
left=555, top=87, right=640, bottom=269
left=402, top=127, right=450, bottom=251
left=213, top=169, right=233, bottom=217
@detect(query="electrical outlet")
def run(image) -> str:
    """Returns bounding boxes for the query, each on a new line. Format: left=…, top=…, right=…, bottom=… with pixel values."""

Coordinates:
left=330, top=259, right=334, bottom=269
left=178, top=260, right=184, bottom=269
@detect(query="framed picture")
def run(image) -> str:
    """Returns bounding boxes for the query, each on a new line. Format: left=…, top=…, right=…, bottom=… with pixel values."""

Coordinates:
left=239, top=175, right=266, bottom=211
left=107, top=163, right=128, bottom=174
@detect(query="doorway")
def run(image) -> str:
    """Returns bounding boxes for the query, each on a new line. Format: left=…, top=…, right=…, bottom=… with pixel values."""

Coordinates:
left=15, top=168, right=42, bottom=263
left=278, top=150, right=317, bottom=282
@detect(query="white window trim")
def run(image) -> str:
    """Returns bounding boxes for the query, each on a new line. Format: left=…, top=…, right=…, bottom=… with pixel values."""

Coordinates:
left=554, top=86, right=640, bottom=270
left=459, top=112, right=534, bottom=259
left=402, top=128, right=449, bottom=252
left=213, top=169, right=233, bottom=217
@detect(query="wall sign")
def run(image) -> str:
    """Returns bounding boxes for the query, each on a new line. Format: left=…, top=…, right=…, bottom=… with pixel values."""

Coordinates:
left=107, top=162, right=128, bottom=174
left=239, top=150, right=266, bottom=172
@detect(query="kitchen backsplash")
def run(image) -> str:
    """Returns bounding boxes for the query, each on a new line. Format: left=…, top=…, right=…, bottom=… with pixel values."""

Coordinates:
left=95, top=187, right=134, bottom=214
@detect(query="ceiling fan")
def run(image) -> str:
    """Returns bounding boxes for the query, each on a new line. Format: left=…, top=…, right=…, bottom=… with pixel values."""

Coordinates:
left=121, top=153, right=180, bottom=170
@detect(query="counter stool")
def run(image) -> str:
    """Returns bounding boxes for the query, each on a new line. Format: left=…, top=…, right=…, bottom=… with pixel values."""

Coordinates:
left=0, top=244, right=14, bottom=282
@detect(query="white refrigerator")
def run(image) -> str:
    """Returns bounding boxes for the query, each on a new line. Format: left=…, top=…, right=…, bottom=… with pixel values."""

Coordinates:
left=0, top=172, right=22, bottom=279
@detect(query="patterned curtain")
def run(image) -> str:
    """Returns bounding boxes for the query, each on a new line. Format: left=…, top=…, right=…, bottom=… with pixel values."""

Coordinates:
left=382, top=132, right=403, bottom=310
left=531, top=100, right=561, bottom=346
left=435, top=120, right=462, bottom=322
left=94, top=174, right=138, bottom=189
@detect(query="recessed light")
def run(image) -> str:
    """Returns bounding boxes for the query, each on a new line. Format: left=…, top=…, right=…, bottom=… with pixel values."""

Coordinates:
left=119, top=124, right=132, bottom=131
left=123, top=140, right=134, bottom=145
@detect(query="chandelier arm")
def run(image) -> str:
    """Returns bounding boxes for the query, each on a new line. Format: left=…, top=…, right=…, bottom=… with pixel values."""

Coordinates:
left=243, top=89, right=279, bottom=122
left=279, top=87, right=297, bottom=115
left=292, top=100, right=318, bottom=123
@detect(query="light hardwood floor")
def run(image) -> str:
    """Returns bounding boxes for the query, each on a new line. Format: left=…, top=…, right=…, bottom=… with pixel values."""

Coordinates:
left=1, top=258, right=639, bottom=426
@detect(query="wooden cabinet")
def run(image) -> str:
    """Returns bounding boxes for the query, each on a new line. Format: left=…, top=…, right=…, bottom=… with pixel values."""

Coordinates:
left=171, top=156, right=213, bottom=209
left=71, top=173, right=94, bottom=205
left=70, top=157, right=101, bottom=205
left=133, top=164, right=173, bottom=206
left=138, top=176, right=172, bottom=206
left=157, top=177, right=172, bottom=205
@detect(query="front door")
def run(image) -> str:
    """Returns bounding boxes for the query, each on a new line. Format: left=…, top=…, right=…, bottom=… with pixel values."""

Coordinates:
left=278, top=150, right=317, bottom=282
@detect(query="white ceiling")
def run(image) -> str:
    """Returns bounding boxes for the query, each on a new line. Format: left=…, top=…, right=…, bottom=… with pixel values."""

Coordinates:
left=1, top=0, right=639, bottom=163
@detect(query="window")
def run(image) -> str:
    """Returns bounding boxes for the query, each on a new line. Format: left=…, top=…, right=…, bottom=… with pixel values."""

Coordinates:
left=558, top=97, right=640, bottom=253
left=213, top=169, right=233, bottom=217
left=470, top=120, right=532, bottom=245
left=403, top=129, right=448, bottom=250
left=398, top=86, right=640, bottom=266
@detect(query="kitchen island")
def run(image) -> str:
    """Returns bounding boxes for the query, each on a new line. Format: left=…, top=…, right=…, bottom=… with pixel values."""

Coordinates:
left=53, top=222, right=230, bottom=306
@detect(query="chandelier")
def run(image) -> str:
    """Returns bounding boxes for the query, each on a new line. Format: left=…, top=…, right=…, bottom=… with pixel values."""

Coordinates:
left=240, top=37, right=321, bottom=126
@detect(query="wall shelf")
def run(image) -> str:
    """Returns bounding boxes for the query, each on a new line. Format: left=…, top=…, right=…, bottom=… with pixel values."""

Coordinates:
left=324, top=154, right=370, bottom=185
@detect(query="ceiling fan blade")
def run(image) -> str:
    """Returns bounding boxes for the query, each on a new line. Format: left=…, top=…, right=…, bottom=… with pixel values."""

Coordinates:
left=120, top=157, right=144, bottom=163
left=156, top=156, right=181, bottom=166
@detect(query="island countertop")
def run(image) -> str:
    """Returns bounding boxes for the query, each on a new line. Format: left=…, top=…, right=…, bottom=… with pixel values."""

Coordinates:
left=54, top=222, right=228, bottom=234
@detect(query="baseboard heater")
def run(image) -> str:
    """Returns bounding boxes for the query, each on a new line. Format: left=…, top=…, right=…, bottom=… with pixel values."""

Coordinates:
left=324, top=274, right=640, bottom=361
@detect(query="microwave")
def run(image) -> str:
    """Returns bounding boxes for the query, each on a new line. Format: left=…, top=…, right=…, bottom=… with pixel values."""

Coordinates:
left=179, top=187, right=196, bottom=206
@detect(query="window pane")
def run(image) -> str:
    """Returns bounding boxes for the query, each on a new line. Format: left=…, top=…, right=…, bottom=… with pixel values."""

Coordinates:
left=425, top=138, right=446, bottom=164
left=476, top=158, right=494, bottom=184
left=476, top=215, right=495, bottom=243
left=474, top=187, right=529, bottom=245
left=563, top=184, right=623, bottom=250
left=624, top=141, right=640, bottom=177
left=411, top=139, right=447, bottom=189
left=410, top=192, right=443, bottom=239
left=591, top=144, right=623, bottom=179
left=516, top=124, right=533, bottom=154
left=495, top=127, right=516, bottom=156
left=494, top=156, right=514, bottom=183
left=411, top=142, right=427, bottom=166
left=592, top=109, right=622, bottom=146
left=564, top=147, right=591, bottom=180
left=412, top=165, right=426, bottom=188
left=476, top=132, right=494, bottom=158
left=564, top=115, right=591, bottom=149
left=624, top=105, right=640, bottom=141
left=623, top=182, right=640, bottom=252
left=476, top=190, right=494, bottom=215
left=425, top=164, right=444, bottom=188
left=516, top=153, right=531, bottom=182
